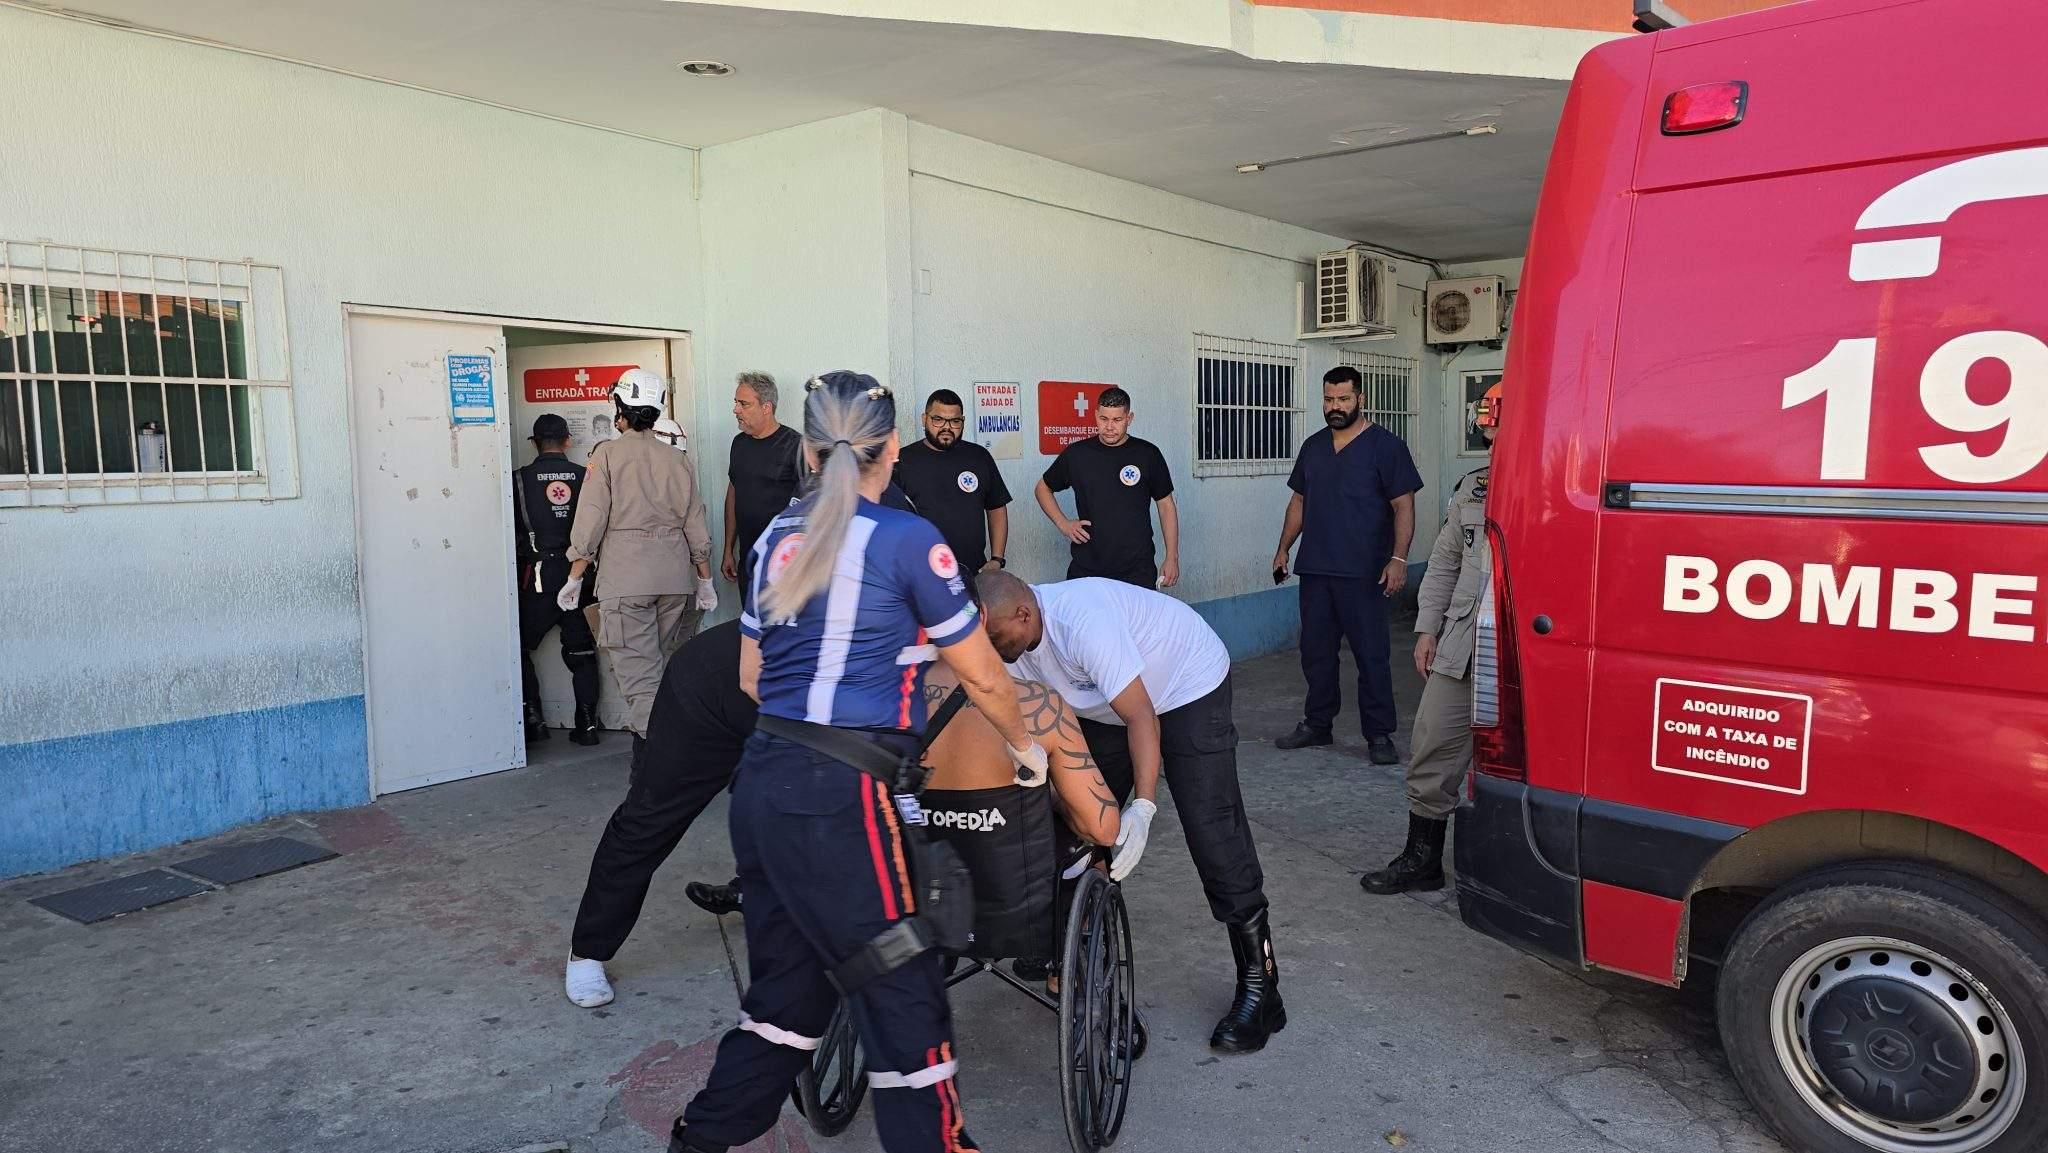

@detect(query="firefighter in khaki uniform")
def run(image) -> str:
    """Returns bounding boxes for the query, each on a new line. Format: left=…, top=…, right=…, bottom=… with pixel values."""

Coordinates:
left=560, top=369, right=717, bottom=768
left=1361, top=381, right=1503, bottom=895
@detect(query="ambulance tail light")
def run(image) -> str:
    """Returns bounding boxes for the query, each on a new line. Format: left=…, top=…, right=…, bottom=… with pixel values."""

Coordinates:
left=1471, top=522, right=1526, bottom=781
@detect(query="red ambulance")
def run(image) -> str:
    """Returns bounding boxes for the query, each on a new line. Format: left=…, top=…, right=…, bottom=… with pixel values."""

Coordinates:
left=1454, top=2, right=2048, bottom=1150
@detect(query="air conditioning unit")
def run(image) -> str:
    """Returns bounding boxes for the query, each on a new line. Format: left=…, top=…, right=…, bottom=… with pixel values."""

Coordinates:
left=1426, top=275, right=1507, bottom=345
left=1311, top=249, right=1396, bottom=334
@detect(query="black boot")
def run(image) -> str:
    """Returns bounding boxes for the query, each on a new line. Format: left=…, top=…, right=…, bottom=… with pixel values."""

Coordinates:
left=524, top=702, right=550, bottom=743
left=1360, top=814, right=1448, bottom=894
left=1210, top=908, right=1285, bottom=1052
left=570, top=705, right=601, bottom=746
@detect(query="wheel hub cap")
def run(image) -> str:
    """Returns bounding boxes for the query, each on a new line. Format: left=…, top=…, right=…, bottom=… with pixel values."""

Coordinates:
left=1771, top=936, right=2026, bottom=1152
left=1809, top=976, right=1977, bottom=1123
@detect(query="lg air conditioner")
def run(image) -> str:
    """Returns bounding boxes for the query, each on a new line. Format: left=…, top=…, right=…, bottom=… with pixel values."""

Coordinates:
left=1425, top=276, right=1508, bottom=345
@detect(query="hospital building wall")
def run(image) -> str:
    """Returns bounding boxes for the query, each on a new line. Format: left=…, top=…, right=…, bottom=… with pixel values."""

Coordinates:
left=905, top=122, right=1448, bottom=658
left=0, top=7, right=701, bottom=878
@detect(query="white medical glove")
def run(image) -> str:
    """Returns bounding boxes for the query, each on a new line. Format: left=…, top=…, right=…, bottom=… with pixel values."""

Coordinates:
left=1110, top=798, right=1157, bottom=882
left=695, top=577, right=718, bottom=611
left=556, top=576, right=584, bottom=612
left=1008, top=741, right=1050, bottom=788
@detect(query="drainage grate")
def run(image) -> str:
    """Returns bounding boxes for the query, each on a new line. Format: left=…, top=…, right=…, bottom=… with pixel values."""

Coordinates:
left=170, top=836, right=337, bottom=886
left=29, top=869, right=211, bottom=924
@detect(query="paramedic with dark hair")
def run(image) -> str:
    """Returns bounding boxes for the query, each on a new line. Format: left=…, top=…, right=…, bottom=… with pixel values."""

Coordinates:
left=669, top=370, right=1044, bottom=1153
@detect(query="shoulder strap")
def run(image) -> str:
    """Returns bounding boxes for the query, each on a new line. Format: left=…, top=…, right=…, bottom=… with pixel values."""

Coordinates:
left=512, top=466, right=537, bottom=551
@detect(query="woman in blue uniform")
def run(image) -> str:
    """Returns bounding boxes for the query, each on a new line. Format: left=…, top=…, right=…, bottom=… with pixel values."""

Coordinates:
left=670, top=371, right=1043, bottom=1153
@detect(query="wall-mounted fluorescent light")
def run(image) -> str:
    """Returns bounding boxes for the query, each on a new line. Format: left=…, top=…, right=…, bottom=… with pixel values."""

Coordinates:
left=1234, top=124, right=1497, bottom=175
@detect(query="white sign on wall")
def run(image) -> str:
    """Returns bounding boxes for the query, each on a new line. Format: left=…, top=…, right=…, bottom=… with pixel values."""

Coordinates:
left=974, top=381, right=1022, bottom=460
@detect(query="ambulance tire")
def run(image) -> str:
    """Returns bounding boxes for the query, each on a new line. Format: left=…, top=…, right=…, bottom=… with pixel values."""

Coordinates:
left=1718, top=863, right=2048, bottom=1153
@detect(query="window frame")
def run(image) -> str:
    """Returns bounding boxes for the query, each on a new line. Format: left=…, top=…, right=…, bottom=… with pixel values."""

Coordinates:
left=1339, top=348, right=1420, bottom=446
left=1191, top=333, right=1307, bottom=479
left=1, top=241, right=295, bottom=508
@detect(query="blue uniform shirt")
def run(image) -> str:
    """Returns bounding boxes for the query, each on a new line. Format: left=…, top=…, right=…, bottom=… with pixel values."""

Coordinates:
left=1286, top=423, right=1424, bottom=578
left=742, top=496, right=979, bottom=730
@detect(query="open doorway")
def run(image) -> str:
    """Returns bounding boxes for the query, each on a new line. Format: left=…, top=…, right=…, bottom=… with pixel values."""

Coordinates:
left=346, top=308, right=691, bottom=797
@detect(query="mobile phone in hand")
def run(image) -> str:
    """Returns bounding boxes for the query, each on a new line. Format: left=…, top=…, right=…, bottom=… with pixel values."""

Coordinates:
left=1272, top=565, right=1288, bottom=585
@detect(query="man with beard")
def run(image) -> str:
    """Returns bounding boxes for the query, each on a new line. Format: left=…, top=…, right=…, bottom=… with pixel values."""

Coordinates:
left=1270, top=366, right=1423, bottom=765
left=892, top=389, right=1013, bottom=573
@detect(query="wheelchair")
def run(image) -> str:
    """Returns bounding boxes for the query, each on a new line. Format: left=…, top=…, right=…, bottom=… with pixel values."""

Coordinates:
left=791, top=779, right=1139, bottom=1153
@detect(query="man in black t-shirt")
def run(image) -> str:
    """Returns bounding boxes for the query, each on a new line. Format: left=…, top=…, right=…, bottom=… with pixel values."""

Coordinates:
left=893, top=389, right=1013, bottom=572
left=1035, top=387, right=1180, bottom=589
left=720, top=371, right=803, bottom=590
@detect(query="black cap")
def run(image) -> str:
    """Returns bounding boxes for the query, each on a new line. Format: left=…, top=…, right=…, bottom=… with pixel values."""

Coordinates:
left=529, top=413, right=570, bottom=442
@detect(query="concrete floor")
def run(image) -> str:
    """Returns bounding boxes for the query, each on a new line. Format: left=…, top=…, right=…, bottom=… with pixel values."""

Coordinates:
left=0, top=640, right=1791, bottom=1153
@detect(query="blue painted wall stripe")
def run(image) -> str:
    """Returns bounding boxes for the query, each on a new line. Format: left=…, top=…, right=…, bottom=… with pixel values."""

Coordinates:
left=1192, top=584, right=1300, bottom=662
left=0, top=695, right=369, bottom=880
left=1191, top=562, right=1428, bottom=663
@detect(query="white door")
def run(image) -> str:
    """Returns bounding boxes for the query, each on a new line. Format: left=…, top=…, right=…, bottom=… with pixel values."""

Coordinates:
left=349, top=313, right=520, bottom=794
left=507, top=339, right=670, bottom=731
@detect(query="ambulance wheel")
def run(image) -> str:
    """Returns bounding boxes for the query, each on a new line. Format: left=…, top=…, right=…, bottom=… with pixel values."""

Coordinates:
left=793, top=998, right=866, bottom=1137
left=1717, top=864, right=2048, bottom=1153
left=1058, top=870, right=1135, bottom=1153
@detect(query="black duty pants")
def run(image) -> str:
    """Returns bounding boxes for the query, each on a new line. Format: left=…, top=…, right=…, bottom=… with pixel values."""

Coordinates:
left=1078, top=675, right=1267, bottom=925
left=676, top=733, right=973, bottom=1153
left=1066, top=560, right=1156, bottom=590
left=520, top=555, right=599, bottom=713
left=569, top=671, right=746, bottom=961
left=1297, top=572, right=1394, bottom=740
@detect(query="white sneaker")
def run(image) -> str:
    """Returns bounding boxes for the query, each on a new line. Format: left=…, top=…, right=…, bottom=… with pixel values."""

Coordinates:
left=565, top=956, right=615, bottom=1008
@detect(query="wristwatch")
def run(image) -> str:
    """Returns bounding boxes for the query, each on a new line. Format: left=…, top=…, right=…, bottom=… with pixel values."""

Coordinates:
left=989, top=556, right=1007, bottom=568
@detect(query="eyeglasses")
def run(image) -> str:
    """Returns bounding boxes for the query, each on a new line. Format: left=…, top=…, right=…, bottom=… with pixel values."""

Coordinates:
left=928, top=416, right=964, bottom=428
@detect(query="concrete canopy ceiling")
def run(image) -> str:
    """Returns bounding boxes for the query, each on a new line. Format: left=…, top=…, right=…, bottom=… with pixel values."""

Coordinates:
left=36, top=0, right=1567, bottom=259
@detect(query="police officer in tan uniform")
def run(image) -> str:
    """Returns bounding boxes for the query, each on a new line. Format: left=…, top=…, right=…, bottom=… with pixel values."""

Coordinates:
left=561, top=369, right=717, bottom=767
left=1362, top=381, right=1503, bottom=895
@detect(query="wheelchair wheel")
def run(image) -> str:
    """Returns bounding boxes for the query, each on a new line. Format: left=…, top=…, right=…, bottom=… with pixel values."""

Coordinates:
left=1058, top=869, right=1136, bottom=1153
left=792, top=998, right=866, bottom=1137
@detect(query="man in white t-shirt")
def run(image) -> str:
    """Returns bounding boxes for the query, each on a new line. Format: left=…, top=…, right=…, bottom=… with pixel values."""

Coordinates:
left=977, top=572, right=1283, bottom=1054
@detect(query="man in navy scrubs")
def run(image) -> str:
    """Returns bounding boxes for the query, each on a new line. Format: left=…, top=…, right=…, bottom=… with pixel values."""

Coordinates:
left=1270, top=366, right=1423, bottom=765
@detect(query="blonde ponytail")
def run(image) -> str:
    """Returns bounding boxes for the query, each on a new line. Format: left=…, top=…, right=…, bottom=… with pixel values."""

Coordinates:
left=759, top=372, right=896, bottom=623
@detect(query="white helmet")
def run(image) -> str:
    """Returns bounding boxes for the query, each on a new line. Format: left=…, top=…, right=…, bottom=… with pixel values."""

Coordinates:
left=611, top=367, right=668, bottom=413
left=652, top=417, right=688, bottom=452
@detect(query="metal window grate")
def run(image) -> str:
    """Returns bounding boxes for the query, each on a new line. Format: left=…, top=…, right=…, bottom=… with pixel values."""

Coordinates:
left=1193, top=333, right=1305, bottom=478
left=1341, top=349, right=1418, bottom=443
left=1, top=240, right=296, bottom=508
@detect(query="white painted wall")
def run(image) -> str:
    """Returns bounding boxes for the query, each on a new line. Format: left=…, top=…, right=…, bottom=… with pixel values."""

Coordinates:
left=690, top=110, right=918, bottom=588
left=0, top=6, right=699, bottom=747
left=905, top=122, right=1450, bottom=610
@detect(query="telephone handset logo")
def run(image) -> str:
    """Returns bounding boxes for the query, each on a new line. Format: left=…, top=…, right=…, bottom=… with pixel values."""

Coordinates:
left=1849, top=146, right=2048, bottom=281
left=1783, top=146, right=2048, bottom=484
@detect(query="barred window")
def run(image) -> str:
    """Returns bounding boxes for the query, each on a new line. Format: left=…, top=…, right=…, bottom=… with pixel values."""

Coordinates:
left=1340, top=349, right=1418, bottom=443
left=1, top=242, right=294, bottom=507
left=1193, top=334, right=1305, bottom=478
